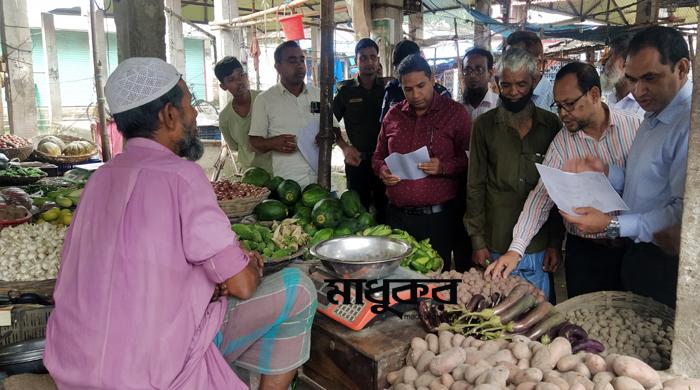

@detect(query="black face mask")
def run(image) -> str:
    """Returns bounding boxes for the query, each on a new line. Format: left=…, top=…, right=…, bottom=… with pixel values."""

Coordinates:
left=499, top=88, right=534, bottom=113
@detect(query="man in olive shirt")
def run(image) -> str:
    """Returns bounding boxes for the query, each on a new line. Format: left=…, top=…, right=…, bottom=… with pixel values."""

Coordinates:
left=215, top=56, right=272, bottom=173
left=466, top=48, right=563, bottom=299
left=333, top=38, right=387, bottom=223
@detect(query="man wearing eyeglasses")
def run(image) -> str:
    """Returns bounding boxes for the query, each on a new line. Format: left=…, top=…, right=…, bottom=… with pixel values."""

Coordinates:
left=486, top=62, right=641, bottom=299
left=462, top=47, right=499, bottom=120
left=467, top=48, right=563, bottom=299
left=215, top=56, right=272, bottom=173
left=559, top=26, right=691, bottom=308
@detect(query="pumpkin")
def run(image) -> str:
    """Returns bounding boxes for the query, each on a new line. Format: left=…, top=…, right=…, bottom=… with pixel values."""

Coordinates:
left=37, top=141, right=62, bottom=157
left=38, top=136, right=66, bottom=151
left=63, top=141, right=94, bottom=156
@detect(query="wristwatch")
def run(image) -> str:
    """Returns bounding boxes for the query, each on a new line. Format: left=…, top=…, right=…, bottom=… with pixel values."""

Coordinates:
left=604, top=217, right=620, bottom=239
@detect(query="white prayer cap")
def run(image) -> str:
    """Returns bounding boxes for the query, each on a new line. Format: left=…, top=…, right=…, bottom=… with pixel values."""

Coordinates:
left=105, top=57, right=181, bottom=114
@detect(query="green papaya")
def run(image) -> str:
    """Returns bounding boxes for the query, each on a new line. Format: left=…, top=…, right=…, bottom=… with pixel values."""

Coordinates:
left=254, top=199, right=288, bottom=221
left=265, top=176, right=284, bottom=192
left=241, top=167, right=271, bottom=187
left=357, top=212, right=375, bottom=228
left=276, top=179, right=302, bottom=205
left=302, top=186, right=330, bottom=207
left=340, top=190, right=364, bottom=218
left=311, top=198, right=343, bottom=228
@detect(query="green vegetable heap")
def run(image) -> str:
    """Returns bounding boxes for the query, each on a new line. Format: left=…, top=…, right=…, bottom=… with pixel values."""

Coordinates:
left=0, top=166, right=45, bottom=177
left=359, top=224, right=444, bottom=274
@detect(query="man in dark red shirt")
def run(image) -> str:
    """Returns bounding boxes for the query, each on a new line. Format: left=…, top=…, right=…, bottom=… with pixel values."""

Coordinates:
left=372, top=54, right=471, bottom=270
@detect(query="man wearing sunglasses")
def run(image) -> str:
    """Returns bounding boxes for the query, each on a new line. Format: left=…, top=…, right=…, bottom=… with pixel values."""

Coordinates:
left=467, top=48, right=563, bottom=299
left=486, top=62, right=642, bottom=299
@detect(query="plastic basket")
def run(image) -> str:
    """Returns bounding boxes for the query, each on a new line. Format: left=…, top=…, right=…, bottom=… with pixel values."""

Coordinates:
left=279, top=14, right=305, bottom=40
left=0, top=305, right=53, bottom=347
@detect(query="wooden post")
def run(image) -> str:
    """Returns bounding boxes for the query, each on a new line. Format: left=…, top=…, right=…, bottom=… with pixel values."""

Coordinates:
left=672, top=35, right=700, bottom=378
left=214, top=0, right=239, bottom=110
left=311, top=26, right=320, bottom=87
left=113, top=0, right=165, bottom=61
left=40, top=12, right=62, bottom=126
left=317, top=0, right=334, bottom=189
left=0, top=0, right=37, bottom=138
left=90, top=0, right=111, bottom=161
left=474, top=0, right=491, bottom=50
left=634, top=0, right=659, bottom=24
left=165, top=0, right=186, bottom=73
left=346, top=0, right=371, bottom=39
left=408, top=11, right=423, bottom=41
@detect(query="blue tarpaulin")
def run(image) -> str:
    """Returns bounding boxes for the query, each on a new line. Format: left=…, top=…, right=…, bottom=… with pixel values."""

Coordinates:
left=467, top=9, right=636, bottom=44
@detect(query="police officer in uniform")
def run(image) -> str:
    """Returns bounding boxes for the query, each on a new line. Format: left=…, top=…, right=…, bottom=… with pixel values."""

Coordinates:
left=333, top=38, right=387, bottom=223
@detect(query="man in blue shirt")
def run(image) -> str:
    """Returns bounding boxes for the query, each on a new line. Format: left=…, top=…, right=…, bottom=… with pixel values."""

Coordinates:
left=561, top=26, right=691, bottom=308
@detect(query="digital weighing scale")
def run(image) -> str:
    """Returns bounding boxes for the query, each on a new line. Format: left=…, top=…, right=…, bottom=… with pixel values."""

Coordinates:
left=308, top=265, right=438, bottom=331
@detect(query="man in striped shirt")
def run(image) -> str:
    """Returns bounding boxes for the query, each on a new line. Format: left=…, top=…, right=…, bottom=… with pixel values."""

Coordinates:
left=486, top=62, right=641, bottom=298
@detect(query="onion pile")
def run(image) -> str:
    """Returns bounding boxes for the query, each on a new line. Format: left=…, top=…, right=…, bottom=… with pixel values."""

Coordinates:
left=212, top=180, right=268, bottom=201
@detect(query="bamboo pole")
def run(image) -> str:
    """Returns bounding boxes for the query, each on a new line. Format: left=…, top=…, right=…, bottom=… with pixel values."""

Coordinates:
left=210, top=0, right=312, bottom=27
left=316, top=0, right=334, bottom=189
left=90, top=0, right=111, bottom=161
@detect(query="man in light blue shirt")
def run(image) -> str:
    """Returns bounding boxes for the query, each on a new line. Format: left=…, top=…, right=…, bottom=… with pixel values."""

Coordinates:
left=560, top=26, right=691, bottom=307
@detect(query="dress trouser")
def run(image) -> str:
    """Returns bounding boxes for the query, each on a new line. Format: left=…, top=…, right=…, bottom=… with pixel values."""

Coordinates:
left=621, top=241, right=678, bottom=308
left=386, top=201, right=455, bottom=270
left=564, top=233, right=626, bottom=299
left=345, top=160, right=387, bottom=224
left=453, top=177, right=472, bottom=272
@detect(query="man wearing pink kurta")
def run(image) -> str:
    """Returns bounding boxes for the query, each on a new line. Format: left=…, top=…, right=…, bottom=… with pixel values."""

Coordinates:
left=45, top=57, right=316, bottom=390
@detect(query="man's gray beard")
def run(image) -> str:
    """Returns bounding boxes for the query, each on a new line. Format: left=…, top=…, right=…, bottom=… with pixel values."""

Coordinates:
left=177, top=127, right=204, bottom=161
left=601, top=67, right=624, bottom=93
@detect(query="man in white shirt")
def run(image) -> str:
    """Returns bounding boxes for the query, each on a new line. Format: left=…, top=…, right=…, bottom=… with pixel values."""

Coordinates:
left=250, top=41, right=343, bottom=186
left=505, top=31, right=556, bottom=113
left=601, top=35, right=645, bottom=117
left=462, top=47, right=499, bottom=119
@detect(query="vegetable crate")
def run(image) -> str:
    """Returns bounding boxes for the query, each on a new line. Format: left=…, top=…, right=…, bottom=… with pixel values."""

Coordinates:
left=0, top=305, right=53, bottom=347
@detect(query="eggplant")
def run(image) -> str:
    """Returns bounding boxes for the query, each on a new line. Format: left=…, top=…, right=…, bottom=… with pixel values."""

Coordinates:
left=466, top=294, right=485, bottom=312
left=510, top=301, right=553, bottom=333
left=572, top=338, right=605, bottom=354
left=476, top=296, right=490, bottom=311
left=499, top=293, right=538, bottom=324
left=493, top=284, right=530, bottom=315
left=418, top=299, right=440, bottom=331
left=490, top=292, right=502, bottom=307
left=558, top=323, right=588, bottom=344
left=523, top=311, right=566, bottom=340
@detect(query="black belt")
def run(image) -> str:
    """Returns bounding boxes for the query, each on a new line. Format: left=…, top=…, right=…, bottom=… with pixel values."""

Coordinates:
left=392, top=202, right=449, bottom=215
left=588, top=237, right=627, bottom=249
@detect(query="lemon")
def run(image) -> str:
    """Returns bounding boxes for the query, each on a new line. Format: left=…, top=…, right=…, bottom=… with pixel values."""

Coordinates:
left=41, top=208, right=60, bottom=222
left=61, top=214, right=73, bottom=225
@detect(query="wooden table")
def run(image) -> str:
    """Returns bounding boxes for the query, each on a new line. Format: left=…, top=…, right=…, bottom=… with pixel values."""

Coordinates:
left=303, top=312, right=426, bottom=390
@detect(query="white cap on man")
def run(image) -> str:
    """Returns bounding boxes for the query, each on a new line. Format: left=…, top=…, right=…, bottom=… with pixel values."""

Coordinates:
left=105, top=57, right=181, bottom=114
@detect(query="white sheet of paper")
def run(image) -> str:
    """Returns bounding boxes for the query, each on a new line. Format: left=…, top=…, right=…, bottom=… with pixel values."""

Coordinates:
left=384, top=146, right=430, bottom=180
left=297, top=120, right=320, bottom=172
left=535, top=163, right=629, bottom=215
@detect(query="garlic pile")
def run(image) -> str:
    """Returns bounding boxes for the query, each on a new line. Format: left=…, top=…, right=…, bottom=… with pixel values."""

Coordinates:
left=0, top=223, right=67, bottom=281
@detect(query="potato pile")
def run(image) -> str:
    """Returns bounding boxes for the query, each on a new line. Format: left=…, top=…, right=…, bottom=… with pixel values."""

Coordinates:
left=387, top=331, right=699, bottom=390
left=567, top=308, right=673, bottom=370
left=434, top=269, right=539, bottom=306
